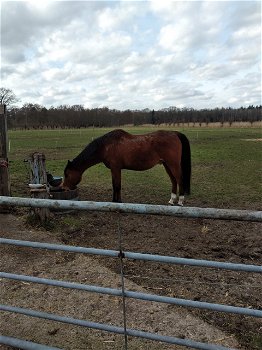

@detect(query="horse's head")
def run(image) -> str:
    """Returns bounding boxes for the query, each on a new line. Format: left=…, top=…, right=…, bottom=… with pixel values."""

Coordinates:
left=61, top=160, right=82, bottom=191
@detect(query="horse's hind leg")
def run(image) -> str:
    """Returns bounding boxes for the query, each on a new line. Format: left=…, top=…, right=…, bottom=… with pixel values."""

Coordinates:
left=163, top=164, right=178, bottom=205
left=175, top=170, right=185, bottom=206
left=177, top=189, right=184, bottom=206
left=164, top=163, right=185, bottom=206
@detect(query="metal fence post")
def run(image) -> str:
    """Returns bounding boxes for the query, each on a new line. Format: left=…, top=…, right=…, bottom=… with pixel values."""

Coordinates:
left=117, top=215, right=128, bottom=349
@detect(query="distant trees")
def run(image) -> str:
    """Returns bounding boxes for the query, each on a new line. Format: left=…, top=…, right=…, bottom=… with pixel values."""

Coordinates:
left=1, top=88, right=261, bottom=129
left=148, top=106, right=261, bottom=127
left=6, top=104, right=261, bottom=129
left=0, top=87, right=18, bottom=106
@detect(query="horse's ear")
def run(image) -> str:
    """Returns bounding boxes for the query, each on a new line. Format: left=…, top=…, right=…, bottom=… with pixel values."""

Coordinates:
left=65, top=160, right=71, bottom=171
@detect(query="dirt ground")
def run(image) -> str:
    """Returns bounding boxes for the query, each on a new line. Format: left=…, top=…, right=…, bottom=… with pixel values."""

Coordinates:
left=0, top=192, right=262, bottom=350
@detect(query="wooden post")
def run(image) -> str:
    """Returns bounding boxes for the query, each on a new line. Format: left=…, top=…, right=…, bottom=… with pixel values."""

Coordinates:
left=0, top=104, right=11, bottom=197
left=28, top=152, right=47, bottom=185
left=27, top=152, right=50, bottom=222
left=30, top=187, right=50, bottom=222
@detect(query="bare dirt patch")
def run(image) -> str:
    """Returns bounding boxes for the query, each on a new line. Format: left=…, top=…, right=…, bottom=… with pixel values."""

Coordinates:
left=1, top=199, right=261, bottom=350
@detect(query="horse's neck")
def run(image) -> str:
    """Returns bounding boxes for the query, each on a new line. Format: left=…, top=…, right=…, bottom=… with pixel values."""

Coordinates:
left=73, top=157, right=100, bottom=174
left=73, top=144, right=101, bottom=173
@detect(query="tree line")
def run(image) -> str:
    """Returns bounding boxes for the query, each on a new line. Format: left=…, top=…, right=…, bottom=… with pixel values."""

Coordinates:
left=7, top=103, right=261, bottom=129
left=1, top=87, right=261, bottom=129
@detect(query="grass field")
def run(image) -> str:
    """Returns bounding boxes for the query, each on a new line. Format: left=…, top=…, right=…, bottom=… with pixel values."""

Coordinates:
left=7, top=126, right=262, bottom=210
left=3, top=126, right=262, bottom=350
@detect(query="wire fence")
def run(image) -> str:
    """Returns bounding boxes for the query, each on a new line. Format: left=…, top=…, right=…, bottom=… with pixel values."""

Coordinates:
left=1, top=196, right=262, bottom=350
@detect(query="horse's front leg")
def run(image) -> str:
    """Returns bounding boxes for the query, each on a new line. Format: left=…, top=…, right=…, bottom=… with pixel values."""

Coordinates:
left=111, top=168, right=122, bottom=202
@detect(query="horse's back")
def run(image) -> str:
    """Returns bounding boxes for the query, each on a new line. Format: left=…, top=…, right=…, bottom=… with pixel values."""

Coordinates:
left=107, top=129, right=131, bottom=139
left=149, top=130, right=182, bottom=148
left=103, top=129, right=180, bottom=142
left=103, top=129, right=182, bottom=154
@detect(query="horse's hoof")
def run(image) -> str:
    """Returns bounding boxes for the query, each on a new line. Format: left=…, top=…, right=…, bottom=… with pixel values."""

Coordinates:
left=177, top=203, right=184, bottom=207
left=168, top=201, right=174, bottom=206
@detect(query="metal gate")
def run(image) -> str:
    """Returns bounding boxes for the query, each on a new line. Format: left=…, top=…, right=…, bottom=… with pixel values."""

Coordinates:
left=1, top=196, right=262, bottom=350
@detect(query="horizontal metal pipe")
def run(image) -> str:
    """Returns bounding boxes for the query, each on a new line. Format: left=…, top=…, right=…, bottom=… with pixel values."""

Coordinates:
left=1, top=238, right=261, bottom=273
left=125, top=252, right=262, bottom=273
left=1, top=272, right=261, bottom=318
left=0, top=196, right=262, bottom=222
left=0, top=305, right=236, bottom=350
left=0, top=336, right=61, bottom=350
left=0, top=238, right=118, bottom=257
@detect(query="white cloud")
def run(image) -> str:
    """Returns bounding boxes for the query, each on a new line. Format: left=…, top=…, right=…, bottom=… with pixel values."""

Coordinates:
left=97, top=2, right=137, bottom=32
left=1, top=0, right=261, bottom=110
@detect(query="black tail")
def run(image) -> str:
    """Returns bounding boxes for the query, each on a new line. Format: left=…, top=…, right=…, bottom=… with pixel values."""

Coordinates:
left=177, top=132, right=191, bottom=195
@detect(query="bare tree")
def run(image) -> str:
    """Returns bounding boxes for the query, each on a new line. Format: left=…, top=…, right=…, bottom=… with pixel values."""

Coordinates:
left=0, top=87, right=18, bottom=106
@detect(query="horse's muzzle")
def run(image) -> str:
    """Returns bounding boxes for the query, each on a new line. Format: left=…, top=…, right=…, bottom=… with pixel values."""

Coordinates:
left=59, top=182, right=77, bottom=191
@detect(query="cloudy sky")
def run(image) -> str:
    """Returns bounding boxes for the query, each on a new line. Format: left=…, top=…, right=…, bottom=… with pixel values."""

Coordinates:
left=1, top=0, right=261, bottom=110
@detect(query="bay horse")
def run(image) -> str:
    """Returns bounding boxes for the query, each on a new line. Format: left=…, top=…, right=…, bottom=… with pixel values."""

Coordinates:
left=62, top=129, right=191, bottom=206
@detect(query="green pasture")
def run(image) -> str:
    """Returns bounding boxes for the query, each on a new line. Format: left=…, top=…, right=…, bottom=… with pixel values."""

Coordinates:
left=7, top=126, right=262, bottom=210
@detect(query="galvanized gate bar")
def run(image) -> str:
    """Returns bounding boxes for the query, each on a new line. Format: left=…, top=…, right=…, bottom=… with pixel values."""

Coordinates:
left=124, top=252, right=262, bottom=273
left=1, top=197, right=261, bottom=350
left=0, top=237, right=118, bottom=257
left=1, top=238, right=261, bottom=273
left=0, top=335, right=61, bottom=350
left=2, top=272, right=261, bottom=318
left=0, top=305, right=237, bottom=350
left=0, top=196, right=262, bottom=221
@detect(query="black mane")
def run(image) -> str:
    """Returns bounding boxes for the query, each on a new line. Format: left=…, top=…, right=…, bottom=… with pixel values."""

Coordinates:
left=68, top=129, right=127, bottom=170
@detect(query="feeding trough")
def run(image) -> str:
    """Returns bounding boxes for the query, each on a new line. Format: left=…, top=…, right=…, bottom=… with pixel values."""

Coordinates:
left=46, top=173, right=79, bottom=201
left=46, top=173, right=79, bottom=200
